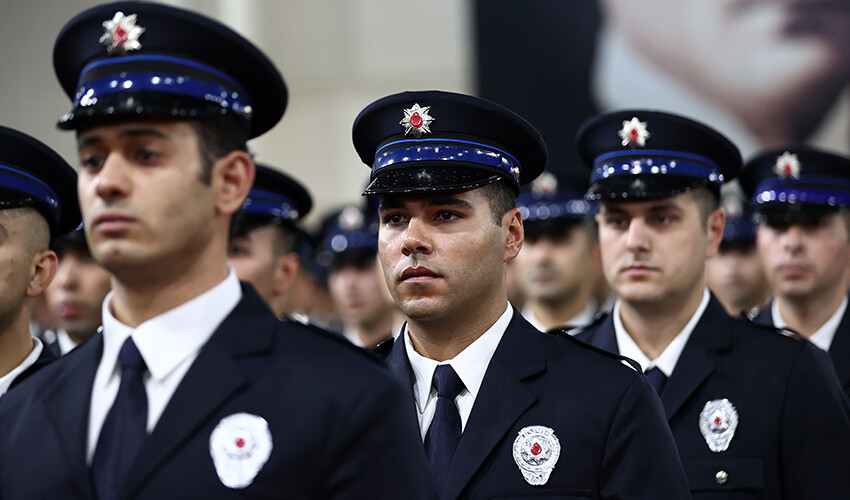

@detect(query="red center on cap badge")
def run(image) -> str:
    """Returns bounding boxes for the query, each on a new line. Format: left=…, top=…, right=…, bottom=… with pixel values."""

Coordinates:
left=100, top=11, right=145, bottom=55
left=400, top=103, right=435, bottom=138
left=773, top=151, right=801, bottom=179
left=512, top=425, right=560, bottom=486
left=699, top=399, right=739, bottom=453
left=618, top=117, right=650, bottom=148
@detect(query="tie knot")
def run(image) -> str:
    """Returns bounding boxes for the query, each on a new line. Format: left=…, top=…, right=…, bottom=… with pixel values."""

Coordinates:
left=644, top=366, right=667, bottom=394
left=118, top=337, right=146, bottom=372
left=432, top=365, right=464, bottom=399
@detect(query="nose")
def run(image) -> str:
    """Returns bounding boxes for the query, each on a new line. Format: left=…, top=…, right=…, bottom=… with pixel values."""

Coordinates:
left=54, top=256, right=81, bottom=291
left=402, top=217, right=433, bottom=256
left=93, top=153, right=130, bottom=201
left=625, top=218, right=650, bottom=254
left=781, top=224, right=804, bottom=254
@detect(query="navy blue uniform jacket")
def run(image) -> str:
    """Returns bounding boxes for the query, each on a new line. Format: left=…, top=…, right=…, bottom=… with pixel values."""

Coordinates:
left=578, top=295, right=850, bottom=499
left=0, top=285, right=435, bottom=499
left=386, top=309, right=692, bottom=500
left=753, top=298, right=850, bottom=401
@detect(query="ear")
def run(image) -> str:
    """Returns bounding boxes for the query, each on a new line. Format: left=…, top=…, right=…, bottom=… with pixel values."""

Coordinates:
left=28, top=250, right=58, bottom=298
left=503, top=207, right=524, bottom=262
left=212, top=150, right=255, bottom=216
left=272, top=253, right=300, bottom=297
left=705, top=207, right=725, bottom=259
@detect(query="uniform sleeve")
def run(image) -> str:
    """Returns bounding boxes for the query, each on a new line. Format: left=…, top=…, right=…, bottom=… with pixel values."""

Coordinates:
left=780, top=342, right=850, bottom=498
left=319, top=370, right=436, bottom=499
left=600, top=375, right=692, bottom=500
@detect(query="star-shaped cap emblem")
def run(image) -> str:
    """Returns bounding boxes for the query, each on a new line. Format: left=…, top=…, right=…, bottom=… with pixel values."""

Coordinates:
left=100, top=11, right=145, bottom=55
left=399, top=103, right=435, bottom=138
left=618, top=117, right=650, bottom=148
left=773, top=151, right=801, bottom=179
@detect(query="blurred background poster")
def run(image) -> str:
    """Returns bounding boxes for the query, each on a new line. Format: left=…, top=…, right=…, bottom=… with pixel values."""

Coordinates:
left=476, top=0, right=849, bottom=177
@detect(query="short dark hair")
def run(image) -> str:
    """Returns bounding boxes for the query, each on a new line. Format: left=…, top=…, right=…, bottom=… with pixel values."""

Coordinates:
left=691, top=186, right=720, bottom=228
left=189, top=114, right=250, bottom=184
left=479, top=181, right=516, bottom=225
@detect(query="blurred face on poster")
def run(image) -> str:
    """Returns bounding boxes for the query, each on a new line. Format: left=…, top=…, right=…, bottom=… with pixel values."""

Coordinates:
left=598, top=0, right=850, bottom=149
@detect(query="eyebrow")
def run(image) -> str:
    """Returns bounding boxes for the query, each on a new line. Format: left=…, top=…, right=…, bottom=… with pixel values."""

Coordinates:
left=77, top=128, right=171, bottom=150
left=379, top=195, right=474, bottom=212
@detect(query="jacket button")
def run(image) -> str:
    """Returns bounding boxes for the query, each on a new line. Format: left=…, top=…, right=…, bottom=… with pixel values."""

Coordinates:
left=715, top=470, right=729, bottom=485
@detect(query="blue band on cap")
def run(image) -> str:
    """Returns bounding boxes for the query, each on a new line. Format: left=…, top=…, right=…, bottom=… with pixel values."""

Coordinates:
left=753, top=174, right=850, bottom=207
left=324, top=231, right=378, bottom=254
left=723, top=217, right=756, bottom=241
left=0, top=164, right=61, bottom=220
left=374, top=139, right=521, bottom=178
left=517, top=192, right=595, bottom=221
left=75, top=55, right=252, bottom=118
left=592, top=149, right=724, bottom=185
left=242, top=189, right=299, bottom=220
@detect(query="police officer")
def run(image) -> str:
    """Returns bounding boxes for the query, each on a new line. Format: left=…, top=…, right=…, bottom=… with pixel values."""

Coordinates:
left=319, top=204, right=399, bottom=348
left=514, top=171, right=601, bottom=333
left=44, top=227, right=112, bottom=356
left=228, top=164, right=311, bottom=318
left=705, top=194, right=771, bottom=317
left=0, top=126, right=79, bottom=396
left=741, top=147, right=850, bottom=399
left=353, top=90, right=691, bottom=499
left=575, top=110, right=850, bottom=498
left=0, top=3, right=433, bottom=499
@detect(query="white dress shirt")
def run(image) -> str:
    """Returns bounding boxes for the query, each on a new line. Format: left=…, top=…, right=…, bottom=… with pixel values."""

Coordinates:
left=87, top=269, right=242, bottom=462
left=0, top=337, right=43, bottom=397
left=772, top=296, right=847, bottom=352
left=614, top=289, right=711, bottom=376
left=56, top=329, right=79, bottom=356
left=522, top=300, right=597, bottom=334
left=405, top=303, right=512, bottom=440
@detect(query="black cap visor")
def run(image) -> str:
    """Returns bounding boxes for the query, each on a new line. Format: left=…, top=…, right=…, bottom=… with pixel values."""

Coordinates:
left=588, top=174, right=718, bottom=201
left=363, top=164, right=512, bottom=196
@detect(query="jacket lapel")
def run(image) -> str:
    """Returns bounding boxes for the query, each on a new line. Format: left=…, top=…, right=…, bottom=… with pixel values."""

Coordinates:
left=40, top=334, right=103, bottom=500
left=444, top=311, right=545, bottom=500
left=580, top=315, right=619, bottom=354
left=120, top=287, right=275, bottom=499
left=660, top=297, right=729, bottom=421
left=828, top=300, right=850, bottom=391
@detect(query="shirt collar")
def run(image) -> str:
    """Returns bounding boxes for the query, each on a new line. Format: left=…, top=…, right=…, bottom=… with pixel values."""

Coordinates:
left=614, top=288, right=711, bottom=376
left=100, top=269, right=242, bottom=381
left=0, top=337, right=43, bottom=396
left=522, top=300, right=598, bottom=332
left=772, top=296, right=847, bottom=351
left=405, top=303, right=512, bottom=412
left=56, top=329, right=78, bottom=355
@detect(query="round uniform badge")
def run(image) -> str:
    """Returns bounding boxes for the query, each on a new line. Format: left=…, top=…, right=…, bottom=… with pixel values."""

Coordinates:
left=699, top=399, right=739, bottom=453
left=209, top=413, right=273, bottom=489
left=512, top=425, right=561, bottom=486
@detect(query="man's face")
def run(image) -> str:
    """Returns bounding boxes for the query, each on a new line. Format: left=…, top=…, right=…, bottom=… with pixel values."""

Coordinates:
left=514, top=224, right=595, bottom=304
left=228, top=226, right=279, bottom=304
left=706, top=244, right=769, bottom=311
left=0, top=208, right=41, bottom=323
left=378, top=188, right=515, bottom=323
left=328, top=257, right=391, bottom=326
left=597, top=192, right=720, bottom=306
left=45, top=246, right=111, bottom=339
left=76, top=121, right=215, bottom=278
left=756, top=212, right=850, bottom=301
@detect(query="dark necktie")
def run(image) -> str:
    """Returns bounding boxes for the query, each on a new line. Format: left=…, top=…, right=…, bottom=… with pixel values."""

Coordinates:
left=92, top=337, right=149, bottom=500
left=424, top=365, right=465, bottom=493
left=644, top=366, right=668, bottom=395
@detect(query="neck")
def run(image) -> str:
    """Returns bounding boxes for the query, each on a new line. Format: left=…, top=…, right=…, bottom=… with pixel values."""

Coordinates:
left=776, top=289, right=846, bottom=337
left=531, top=288, right=592, bottom=331
left=619, top=287, right=705, bottom=360
left=0, top=306, right=35, bottom=378
left=350, top=310, right=395, bottom=348
left=111, top=247, right=229, bottom=328
left=407, top=298, right=507, bottom=362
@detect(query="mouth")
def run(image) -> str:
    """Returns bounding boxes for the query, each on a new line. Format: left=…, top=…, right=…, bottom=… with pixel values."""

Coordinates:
left=777, top=263, right=810, bottom=278
left=92, top=212, right=137, bottom=233
left=400, top=266, right=441, bottom=282
left=622, top=264, right=656, bottom=276
left=58, top=302, right=82, bottom=318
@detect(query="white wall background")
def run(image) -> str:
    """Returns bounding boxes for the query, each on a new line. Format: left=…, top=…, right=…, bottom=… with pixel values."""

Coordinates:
left=0, top=0, right=473, bottom=225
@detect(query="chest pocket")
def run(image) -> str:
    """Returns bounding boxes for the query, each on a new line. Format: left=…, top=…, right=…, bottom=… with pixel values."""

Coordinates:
left=685, top=457, right=763, bottom=498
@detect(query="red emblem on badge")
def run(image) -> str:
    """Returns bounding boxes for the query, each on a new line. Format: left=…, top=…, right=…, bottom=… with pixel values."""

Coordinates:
left=400, top=103, right=435, bottom=138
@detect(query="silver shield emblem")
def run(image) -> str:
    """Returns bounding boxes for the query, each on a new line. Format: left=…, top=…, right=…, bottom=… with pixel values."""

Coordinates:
left=699, top=399, right=739, bottom=453
left=512, top=425, right=561, bottom=486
